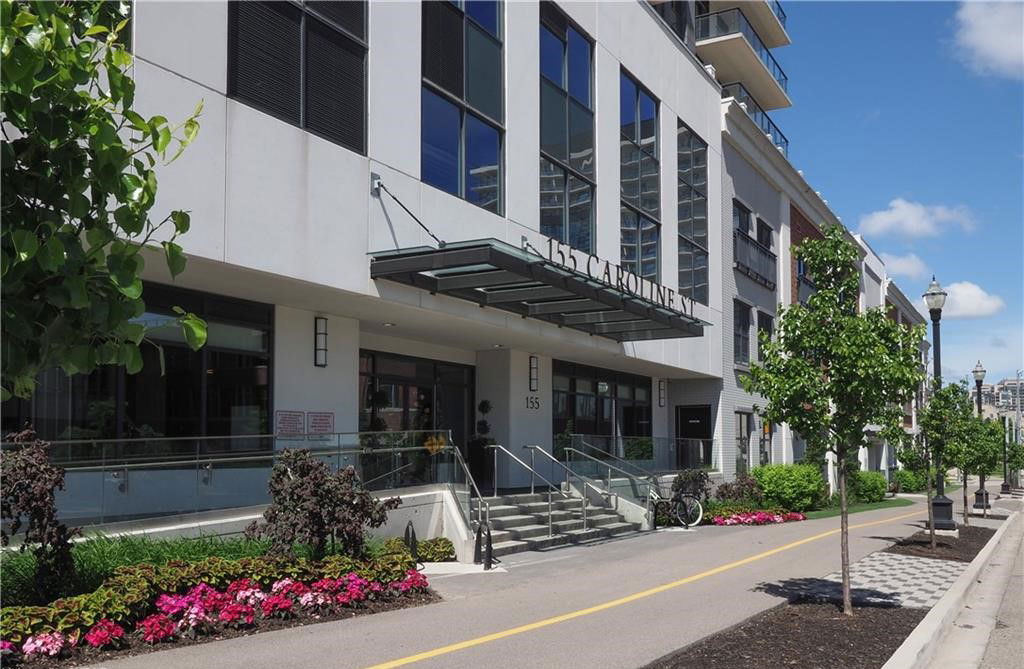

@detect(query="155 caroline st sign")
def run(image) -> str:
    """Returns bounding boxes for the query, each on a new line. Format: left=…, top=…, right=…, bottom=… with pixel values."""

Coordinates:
left=545, top=238, right=695, bottom=318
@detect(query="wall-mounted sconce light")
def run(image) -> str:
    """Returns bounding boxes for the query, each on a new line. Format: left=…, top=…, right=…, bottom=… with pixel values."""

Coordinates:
left=314, top=316, right=328, bottom=367
left=529, top=355, right=539, bottom=392
left=658, top=379, right=666, bottom=407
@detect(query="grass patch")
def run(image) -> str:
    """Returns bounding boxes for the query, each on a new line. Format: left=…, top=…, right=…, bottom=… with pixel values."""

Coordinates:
left=804, top=497, right=914, bottom=520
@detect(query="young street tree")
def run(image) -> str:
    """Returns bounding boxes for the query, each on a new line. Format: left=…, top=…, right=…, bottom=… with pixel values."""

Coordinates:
left=1, top=1, right=206, bottom=401
left=743, top=225, right=925, bottom=616
left=972, top=418, right=1004, bottom=519
left=927, top=382, right=977, bottom=526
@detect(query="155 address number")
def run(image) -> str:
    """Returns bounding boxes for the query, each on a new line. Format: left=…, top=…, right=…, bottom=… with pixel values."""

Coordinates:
left=525, top=396, right=541, bottom=410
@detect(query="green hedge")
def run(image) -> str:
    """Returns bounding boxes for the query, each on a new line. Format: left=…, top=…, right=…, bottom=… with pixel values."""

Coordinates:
left=751, top=464, right=827, bottom=512
left=892, top=468, right=926, bottom=493
left=849, top=470, right=887, bottom=503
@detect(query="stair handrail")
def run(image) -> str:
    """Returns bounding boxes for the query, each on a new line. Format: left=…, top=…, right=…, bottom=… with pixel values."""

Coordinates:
left=485, top=444, right=572, bottom=536
left=525, top=445, right=616, bottom=510
left=451, top=442, right=490, bottom=527
left=570, top=437, right=666, bottom=497
left=563, top=446, right=663, bottom=527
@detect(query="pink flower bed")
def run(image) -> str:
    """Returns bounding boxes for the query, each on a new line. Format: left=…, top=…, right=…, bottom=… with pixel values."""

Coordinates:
left=3, top=569, right=430, bottom=660
left=712, top=511, right=806, bottom=526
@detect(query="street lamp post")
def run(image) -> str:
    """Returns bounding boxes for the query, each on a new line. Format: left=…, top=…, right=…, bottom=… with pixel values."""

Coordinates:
left=972, top=361, right=990, bottom=510
left=923, top=277, right=956, bottom=530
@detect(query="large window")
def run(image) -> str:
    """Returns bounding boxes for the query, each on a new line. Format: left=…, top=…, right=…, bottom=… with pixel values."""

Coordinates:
left=421, top=0, right=504, bottom=214
left=539, top=3, right=594, bottom=253
left=733, top=300, right=751, bottom=365
left=1, top=285, right=273, bottom=442
left=620, top=70, right=660, bottom=282
left=757, top=311, right=773, bottom=361
left=735, top=411, right=752, bottom=475
left=228, top=1, right=367, bottom=153
left=552, top=361, right=652, bottom=443
left=677, top=121, right=708, bottom=305
left=732, top=199, right=751, bottom=232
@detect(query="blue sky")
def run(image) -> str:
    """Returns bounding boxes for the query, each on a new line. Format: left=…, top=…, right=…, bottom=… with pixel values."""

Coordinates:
left=773, top=0, right=1023, bottom=384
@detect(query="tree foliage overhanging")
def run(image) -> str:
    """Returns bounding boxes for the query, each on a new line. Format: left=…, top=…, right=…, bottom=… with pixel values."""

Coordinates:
left=742, top=224, right=926, bottom=615
left=1, top=0, right=206, bottom=400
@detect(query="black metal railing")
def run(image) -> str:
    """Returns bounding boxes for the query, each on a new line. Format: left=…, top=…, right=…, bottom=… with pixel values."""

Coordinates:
left=721, top=83, right=788, bottom=157
left=769, top=0, right=787, bottom=28
left=734, top=229, right=777, bottom=290
left=697, top=8, right=788, bottom=93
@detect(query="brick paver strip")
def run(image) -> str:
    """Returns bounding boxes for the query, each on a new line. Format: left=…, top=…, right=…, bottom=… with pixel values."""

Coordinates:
left=815, top=551, right=967, bottom=608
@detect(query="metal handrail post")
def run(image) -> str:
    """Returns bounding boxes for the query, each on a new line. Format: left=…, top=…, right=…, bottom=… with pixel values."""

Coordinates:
left=547, top=491, right=553, bottom=537
left=530, top=448, right=536, bottom=495
left=581, top=496, right=587, bottom=530
left=493, top=446, right=499, bottom=499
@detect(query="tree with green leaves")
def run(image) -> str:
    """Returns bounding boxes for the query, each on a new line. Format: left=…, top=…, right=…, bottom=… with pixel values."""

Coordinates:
left=927, top=382, right=978, bottom=526
left=743, top=225, right=925, bottom=616
left=972, top=418, right=1004, bottom=519
left=1, top=0, right=206, bottom=401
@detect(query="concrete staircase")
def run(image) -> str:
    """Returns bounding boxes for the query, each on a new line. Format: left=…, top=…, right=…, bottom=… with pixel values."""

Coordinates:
left=483, top=493, right=641, bottom=557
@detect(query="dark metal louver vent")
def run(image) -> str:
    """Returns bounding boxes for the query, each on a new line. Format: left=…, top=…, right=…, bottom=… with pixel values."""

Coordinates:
left=228, top=1, right=301, bottom=125
left=422, top=1, right=464, bottom=97
left=305, top=17, right=365, bottom=152
left=307, top=0, right=365, bottom=39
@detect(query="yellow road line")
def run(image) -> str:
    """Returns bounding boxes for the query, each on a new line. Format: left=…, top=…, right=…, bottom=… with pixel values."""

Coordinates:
left=364, top=509, right=922, bottom=669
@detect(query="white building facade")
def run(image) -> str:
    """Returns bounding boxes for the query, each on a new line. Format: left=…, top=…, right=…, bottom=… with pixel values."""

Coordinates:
left=2, top=0, right=925, bottom=502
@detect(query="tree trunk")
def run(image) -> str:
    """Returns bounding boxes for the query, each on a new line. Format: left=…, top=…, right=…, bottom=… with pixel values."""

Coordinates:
left=925, top=440, right=935, bottom=549
left=962, top=471, right=969, bottom=526
left=981, top=473, right=988, bottom=519
left=838, top=449, right=853, bottom=616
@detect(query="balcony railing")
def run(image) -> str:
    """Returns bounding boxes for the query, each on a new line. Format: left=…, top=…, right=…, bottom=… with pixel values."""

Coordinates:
left=697, top=8, right=788, bottom=93
left=721, top=82, right=788, bottom=157
left=734, top=229, right=777, bottom=290
left=769, top=0, right=787, bottom=28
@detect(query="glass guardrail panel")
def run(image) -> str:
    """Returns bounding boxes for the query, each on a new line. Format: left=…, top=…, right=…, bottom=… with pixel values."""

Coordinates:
left=100, top=459, right=201, bottom=525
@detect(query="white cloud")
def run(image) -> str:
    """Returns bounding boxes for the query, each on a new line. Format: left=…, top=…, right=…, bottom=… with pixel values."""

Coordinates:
left=858, top=198, right=975, bottom=238
left=880, top=252, right=929, bottom=279
left=920, top=281, right=1005, bottom=319
left=954, top=2, right=1024, bottom=80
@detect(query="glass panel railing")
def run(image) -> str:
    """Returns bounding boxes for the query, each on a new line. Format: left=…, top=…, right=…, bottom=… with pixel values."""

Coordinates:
left=734, top=229, right=777, bottom=289
left=721, top=82, right=789, bottom=157
left=2, top=431, right=479, bottom=527
left=570, top=434, right=719, bottom=475
left=697, top=8, right=788, bottom=93
left=769, top=0, right=787, bottom=28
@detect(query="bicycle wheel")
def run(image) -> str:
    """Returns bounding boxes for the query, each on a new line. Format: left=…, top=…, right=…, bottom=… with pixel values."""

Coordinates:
left=673, top=495, right=703, bottom=528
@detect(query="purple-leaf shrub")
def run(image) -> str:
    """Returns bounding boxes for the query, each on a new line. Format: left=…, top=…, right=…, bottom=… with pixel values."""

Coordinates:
left=0, top=429, right=81, bottom=603
left=245, top=450, right=401, bottom=559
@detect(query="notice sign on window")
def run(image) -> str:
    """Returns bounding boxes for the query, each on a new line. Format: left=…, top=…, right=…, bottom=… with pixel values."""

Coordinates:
left=307, top=412, right=335, bottom=441
left=275, top=410, right=306, bottom=439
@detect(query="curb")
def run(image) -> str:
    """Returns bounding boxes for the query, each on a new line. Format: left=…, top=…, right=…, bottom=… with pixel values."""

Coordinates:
left=881, top=510, right=1022, bottom=669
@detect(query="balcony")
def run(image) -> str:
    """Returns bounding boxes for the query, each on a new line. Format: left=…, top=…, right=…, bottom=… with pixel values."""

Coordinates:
left=697, top=8, right=791, bottom=110
left=734, top=229, right=777, bottom=290
left=711, top=1, right=790, bottom=47
left=721, top=82, right=788, bottom=157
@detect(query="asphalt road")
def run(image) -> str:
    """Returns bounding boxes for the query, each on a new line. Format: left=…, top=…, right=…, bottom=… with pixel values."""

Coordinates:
left=91, top=500, right=932, bottom=669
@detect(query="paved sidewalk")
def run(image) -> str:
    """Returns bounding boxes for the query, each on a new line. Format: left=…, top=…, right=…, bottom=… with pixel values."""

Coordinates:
left=981, top=517, right=1024, bottom=668
left=88, top=502, right=929, bottom=669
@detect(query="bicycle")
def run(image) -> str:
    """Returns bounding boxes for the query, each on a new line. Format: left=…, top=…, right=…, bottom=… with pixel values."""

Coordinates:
left=651, top=487, right=703, bottom=528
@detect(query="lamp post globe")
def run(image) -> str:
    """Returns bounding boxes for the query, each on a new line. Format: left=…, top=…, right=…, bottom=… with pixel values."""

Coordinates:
left=972, top=361, right=990, bottom=510
left=922, top=277, right=956, bottom=530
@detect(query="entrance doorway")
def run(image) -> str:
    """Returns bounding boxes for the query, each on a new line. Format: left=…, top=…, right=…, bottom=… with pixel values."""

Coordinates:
left=675, top=405, right=712, bottom=469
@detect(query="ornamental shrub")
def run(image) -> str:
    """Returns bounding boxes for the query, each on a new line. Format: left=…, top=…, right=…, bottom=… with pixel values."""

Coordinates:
left=671, top=469, right=712, bottom=501
left=418, top=538, right=455, bottom=562
left=892, top=468, right=925, bottom=493
left=849, top=470, right=888, bottom=503
left=714, top=473, right=763, bottom=505
left=0, top=430, right=80, bottom=603
left=751, top=464, right=827, bottom=512
left=246, top=450, right=402, bottom=560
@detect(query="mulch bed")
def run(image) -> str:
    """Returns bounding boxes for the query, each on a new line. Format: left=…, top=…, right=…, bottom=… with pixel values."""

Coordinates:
left=16, top=591, right=440, bottom=667
left=882, top=524, right=997, bottom=563
left=644, top=601, right=926, bottom=669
